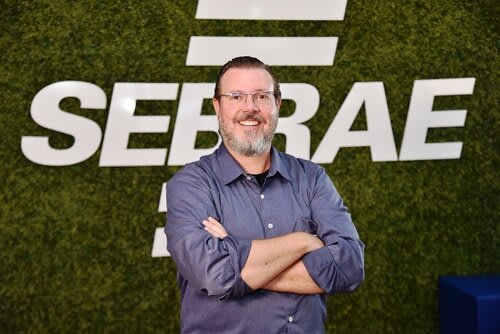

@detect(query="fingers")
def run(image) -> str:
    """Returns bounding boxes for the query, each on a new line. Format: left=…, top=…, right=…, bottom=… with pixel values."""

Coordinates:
left=204, top=223, right=223, bottom=238
left=202, top=217, right=229, bottom=239
left=310, top=234, right=325, bottom=251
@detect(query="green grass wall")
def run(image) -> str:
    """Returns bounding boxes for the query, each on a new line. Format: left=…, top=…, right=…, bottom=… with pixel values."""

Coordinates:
left=1, top=1, right=498, bottom=333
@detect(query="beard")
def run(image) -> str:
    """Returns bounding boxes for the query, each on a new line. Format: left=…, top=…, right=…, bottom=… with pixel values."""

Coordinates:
left=219, top=111, right=278, bottom=157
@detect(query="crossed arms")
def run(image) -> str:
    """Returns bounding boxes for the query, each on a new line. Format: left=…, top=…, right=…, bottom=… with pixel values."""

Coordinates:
left=165, top=165, right=365, bottom=300
left=203, top=216, right=325, bottom=294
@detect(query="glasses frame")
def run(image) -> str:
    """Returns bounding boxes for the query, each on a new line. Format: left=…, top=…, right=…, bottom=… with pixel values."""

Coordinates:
left=217, top=91, right=276, bottom=107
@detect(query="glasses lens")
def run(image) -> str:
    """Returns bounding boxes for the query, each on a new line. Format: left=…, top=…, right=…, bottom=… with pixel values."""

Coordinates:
left=221, top=92, right=274, bottom=107
left=221, top=93, right=244, bottom=105
left=254, top=92, right=273, bottom=106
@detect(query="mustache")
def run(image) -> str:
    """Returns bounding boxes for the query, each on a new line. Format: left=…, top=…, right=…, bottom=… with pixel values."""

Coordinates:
left=235, top=113, right=265, bottom=123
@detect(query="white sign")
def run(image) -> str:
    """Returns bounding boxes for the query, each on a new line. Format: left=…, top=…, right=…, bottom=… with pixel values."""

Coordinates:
left=21, top=79, right=476, bottom=167
left=19, top=0, right=477, bottom=257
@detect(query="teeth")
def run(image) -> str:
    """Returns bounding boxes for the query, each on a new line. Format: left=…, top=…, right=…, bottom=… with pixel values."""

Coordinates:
left=239, top=120, right=259, bottom=126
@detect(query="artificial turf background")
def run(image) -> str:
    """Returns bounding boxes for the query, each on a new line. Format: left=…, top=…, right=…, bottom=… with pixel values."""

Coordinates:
left=1, top=1, right=498, bottom=332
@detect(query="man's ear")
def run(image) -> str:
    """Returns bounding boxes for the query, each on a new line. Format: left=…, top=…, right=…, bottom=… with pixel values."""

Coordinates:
left=213, top=98, right=220, bottom=116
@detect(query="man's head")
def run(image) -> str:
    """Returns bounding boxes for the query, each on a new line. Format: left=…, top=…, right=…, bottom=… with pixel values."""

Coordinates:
left=214, top=56, right=282, bottom=101
left=213, top=56, right=281, bottom=157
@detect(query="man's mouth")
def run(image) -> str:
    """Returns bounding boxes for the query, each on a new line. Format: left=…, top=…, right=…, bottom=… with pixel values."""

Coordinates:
left=236, top=115, right=264, bottom=126
left=239, top=119, right=260, bottom=126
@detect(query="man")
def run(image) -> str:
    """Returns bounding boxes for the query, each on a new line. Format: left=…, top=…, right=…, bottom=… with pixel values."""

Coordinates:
left=165, top=56, right=364, bottom=333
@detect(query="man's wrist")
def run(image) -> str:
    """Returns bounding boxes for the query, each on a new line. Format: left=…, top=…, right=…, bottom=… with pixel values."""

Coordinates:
left=295, top=232, right=323, bottom=254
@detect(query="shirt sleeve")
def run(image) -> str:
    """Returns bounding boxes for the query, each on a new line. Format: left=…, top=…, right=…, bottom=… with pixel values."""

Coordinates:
left=301, top=166, right=365, bottom=295
left=164, top=166, right=252, bottom=300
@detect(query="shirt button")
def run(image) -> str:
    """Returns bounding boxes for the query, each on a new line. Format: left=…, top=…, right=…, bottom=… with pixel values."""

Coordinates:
left=288, top=316, right=294, bottom=323
left=260, top=194, right=265, bottom=199
left=246, top=176, right=252, bottom=180
left=268, top=223, right=273, bottom=229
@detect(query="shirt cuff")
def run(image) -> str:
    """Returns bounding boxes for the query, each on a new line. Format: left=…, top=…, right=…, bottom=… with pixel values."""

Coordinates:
left=218, top=277, right=254, bottom=301
left=302, top=246, right=336, bottom=294
left=218, top=235, right=252, bottom=301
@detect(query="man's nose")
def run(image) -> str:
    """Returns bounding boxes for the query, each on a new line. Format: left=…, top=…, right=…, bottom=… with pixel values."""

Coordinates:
left=243, top=94, right=259, bottom=109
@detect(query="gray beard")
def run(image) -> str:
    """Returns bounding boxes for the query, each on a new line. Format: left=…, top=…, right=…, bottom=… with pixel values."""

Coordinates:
left=223, top=129, right=271, bottom=156
left=219, top=117, right=277, bottom=157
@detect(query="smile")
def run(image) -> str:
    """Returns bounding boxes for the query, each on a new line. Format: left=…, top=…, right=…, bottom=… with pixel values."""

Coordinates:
left=239, top=119, right=260, bottom=126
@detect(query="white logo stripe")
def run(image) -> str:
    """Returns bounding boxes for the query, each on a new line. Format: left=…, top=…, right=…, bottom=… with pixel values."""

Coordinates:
left=196, top=0, right=348, bottom=21
left=186, top=36, right=338, bottom=66
left=151, top=227, right=170, bottom=257
left=158, top=182, right=167, bottom=213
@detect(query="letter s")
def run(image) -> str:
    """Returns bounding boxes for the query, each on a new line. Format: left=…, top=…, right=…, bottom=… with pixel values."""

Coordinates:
left=21, top=81, right=106, bottom=166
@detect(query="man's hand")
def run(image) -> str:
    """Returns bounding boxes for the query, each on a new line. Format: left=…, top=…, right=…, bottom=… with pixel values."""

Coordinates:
left=202, top=217, right=228, bottom=238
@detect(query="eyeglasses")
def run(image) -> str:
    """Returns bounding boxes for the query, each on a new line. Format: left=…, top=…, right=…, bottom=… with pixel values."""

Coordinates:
left=218, top=91, right=275, bottom=107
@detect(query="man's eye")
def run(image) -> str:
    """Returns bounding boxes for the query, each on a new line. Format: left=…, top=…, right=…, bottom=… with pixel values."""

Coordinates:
left=231, top=94, right=242, bottom=100
left=257, top=94, right=270, bottom=100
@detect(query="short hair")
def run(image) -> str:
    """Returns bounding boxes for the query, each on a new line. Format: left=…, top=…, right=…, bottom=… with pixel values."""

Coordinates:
left=213, top=56, right=281, bottom=101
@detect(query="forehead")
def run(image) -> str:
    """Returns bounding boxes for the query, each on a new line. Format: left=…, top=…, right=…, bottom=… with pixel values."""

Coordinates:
left=219, top=68, right=274, bottom=92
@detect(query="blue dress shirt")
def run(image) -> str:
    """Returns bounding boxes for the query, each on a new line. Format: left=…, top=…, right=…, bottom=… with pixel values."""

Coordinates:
left=165, top=144, right=364, bottom=334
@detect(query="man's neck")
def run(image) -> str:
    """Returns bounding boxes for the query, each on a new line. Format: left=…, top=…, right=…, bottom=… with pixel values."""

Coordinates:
left=225, top=144, right=272, bottom=174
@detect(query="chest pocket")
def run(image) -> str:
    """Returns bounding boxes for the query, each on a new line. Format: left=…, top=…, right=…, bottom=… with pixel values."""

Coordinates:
left=293, top=218, right=318, bottom=234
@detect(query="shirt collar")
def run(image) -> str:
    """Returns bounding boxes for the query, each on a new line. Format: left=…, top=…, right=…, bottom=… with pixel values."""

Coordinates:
left=216, top=143, right=292, bottom=185
left=269, top=146, right=292, bottom=182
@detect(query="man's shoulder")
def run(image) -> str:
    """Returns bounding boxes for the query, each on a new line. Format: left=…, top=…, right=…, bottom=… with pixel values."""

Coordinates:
left=275, top=149, right=325, bottom=174
left=168, top=151, right=218, bottom=183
